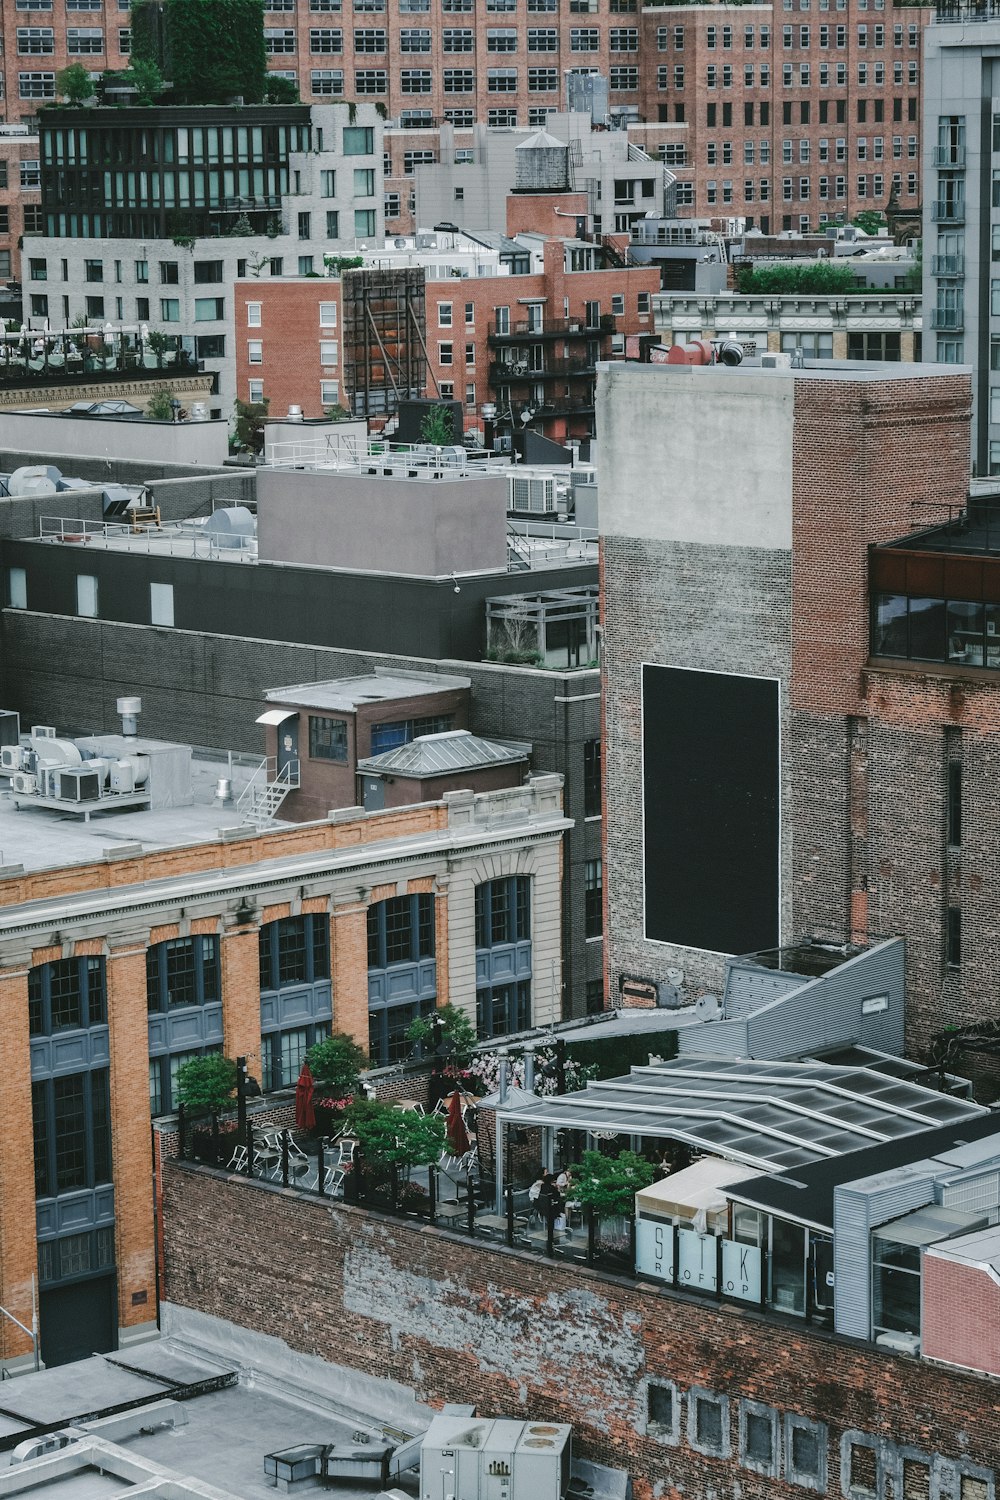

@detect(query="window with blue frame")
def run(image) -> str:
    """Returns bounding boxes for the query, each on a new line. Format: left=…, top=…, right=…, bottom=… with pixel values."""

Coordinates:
left=367, top=894, right=436, bottom=1067
left=474, top=877, right=532, bottom=1039
left=29, top=956, right=106, bottom=1034
left=367, top=894, right=435, bottom=967
left=32, top=1070, right=111, bottom=1199
left=259, top=914, right=330, bottom=990
left=476, top=981, right=531, bottom=1039
left=369, top=712, right=455, bottom=755
left=475, top=876, right=531, bottom=947
left=262, top=1022, right=330, bottom=1092
left=146, top=935, right=219, bottom=1011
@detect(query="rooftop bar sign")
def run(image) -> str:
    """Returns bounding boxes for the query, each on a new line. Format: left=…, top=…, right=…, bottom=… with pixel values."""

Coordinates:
left=636, top=1221, right=762, bottom=1304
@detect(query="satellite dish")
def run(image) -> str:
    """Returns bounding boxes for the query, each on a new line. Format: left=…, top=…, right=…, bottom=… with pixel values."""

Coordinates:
left=665, top=965, right=685, bottom=987
left=394, top=237, right=408, bottom=248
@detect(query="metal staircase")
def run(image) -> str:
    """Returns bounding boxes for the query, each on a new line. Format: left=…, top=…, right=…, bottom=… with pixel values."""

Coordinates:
left=237, top=757, right=300, bottom=828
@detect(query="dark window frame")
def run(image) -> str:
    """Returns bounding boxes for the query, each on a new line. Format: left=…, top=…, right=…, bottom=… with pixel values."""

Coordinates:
left=29, top=956, right=106, bottom=1036
left=259, top=914, right=330, bottom=992
left=32, top=1068, right=112, bottom=1199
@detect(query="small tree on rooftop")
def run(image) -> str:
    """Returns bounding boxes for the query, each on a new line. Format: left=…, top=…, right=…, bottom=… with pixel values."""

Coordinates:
left=852, top=210, right=884, bottom=237
left=175, top=1054, right=237, bottom=1117
left=306, top=1033, right=367, bottom=1096
left=233, top=395, right=269, bottom=455
left=146, top=387, right=177, bottom=420
left=573, top=1149, right=655, bottom=1219
left=55, top=62, right=96, bottom=105
left=406, top=1002, right=477, bottom=1069
left=345, top=1099, right=446, bottom=1170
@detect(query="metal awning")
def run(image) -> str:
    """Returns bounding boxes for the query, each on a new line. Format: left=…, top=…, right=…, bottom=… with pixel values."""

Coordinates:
left=255, top=708, right=298, bottom=726
left=495, top=1057, right=985, bottom=1176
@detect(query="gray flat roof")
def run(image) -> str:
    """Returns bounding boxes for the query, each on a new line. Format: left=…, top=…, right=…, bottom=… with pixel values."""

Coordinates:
left=498, top=1056, right=985, bottom=1174
left=0, top=753, right=274, bottom=875
left=265, top=671, right=471, bottom=712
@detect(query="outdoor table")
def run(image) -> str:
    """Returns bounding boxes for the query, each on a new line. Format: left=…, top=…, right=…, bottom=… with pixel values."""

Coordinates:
left=393, top=1099, right=424, bottom=1112
left=473, top=1213, right=510, bottom=1238
left=435, top=1203, right=468, bottom=1224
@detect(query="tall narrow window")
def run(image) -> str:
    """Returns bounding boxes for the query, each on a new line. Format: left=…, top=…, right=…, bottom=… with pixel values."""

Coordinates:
left=947, top=906, right=962, bottom=968
left=947, top=760, right=962, bottom=847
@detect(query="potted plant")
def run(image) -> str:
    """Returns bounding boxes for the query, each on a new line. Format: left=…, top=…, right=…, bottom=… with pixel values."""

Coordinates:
left=344, top=1099, right=445, bottom=1205
left=306, top=1033, right=367, bottom=1134
left=573, top=1148, right=654, bottom=1259
left=175, top=1054, right=238, bottom=1164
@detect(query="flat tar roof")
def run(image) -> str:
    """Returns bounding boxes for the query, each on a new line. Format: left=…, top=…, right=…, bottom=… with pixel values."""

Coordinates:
left=264, top=670, right=471, bottom=712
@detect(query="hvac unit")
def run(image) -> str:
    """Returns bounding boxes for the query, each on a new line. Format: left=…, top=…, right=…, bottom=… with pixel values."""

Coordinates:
left=31, top=725, right=56, bottom=739
left=11, top=772, right=36, bottom=794
left=509, top=475, right=556, bottom=515
left=0, top=745, right=21, bottom=771
left=58, top=767, right=102, bottom=803
left=760, top=353, right=792, bottom=370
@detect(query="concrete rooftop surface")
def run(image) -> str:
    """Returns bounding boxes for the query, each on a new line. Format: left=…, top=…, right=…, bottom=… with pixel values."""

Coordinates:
left=0, top=753, right=277, bottom=874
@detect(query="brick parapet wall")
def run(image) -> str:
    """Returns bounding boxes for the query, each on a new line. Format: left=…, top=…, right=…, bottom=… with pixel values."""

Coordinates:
left=162, top=1161, right=1000, bottom=1500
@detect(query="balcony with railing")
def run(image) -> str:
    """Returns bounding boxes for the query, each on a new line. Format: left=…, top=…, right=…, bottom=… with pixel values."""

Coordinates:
left=489, top=356, right=598, bottom=385
left=930, top=306, right=964, bottom=330
left=933, top=146, right=967, bottom=167
left=932, top=255, right=965, bottom=277
left=932, top=200, right=965, bottom=223
left=488, top=314, right=615, bottom=343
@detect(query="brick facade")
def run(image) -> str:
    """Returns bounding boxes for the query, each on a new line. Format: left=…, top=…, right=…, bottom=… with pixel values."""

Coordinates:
left=0, top=779, right=566, bottom=1366
left=601, top=364, right=990, bottom=1069
left=161, top=1160, right=1000, bottom=1500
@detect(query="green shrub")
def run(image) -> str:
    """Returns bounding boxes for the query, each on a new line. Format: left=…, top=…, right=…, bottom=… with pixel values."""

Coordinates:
left=132, top=0, right=267, bottom=105
left=175, top=1054, right=237, bottom=1116
left=573, top=1148, right=655, bottom=1218
left=345, top=1099, right=446, bottom=1169
left=734, top=261, right=862, bottom=296
left=306, top=1033, right=367, bottom=1094
left=406, top=1002, right=477, bottom=1068
left=55, top=62, right=96, bottom=105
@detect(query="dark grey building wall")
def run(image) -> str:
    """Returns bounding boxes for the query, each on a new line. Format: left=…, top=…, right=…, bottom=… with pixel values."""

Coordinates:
left=3, top=540, right=594, bottom=662
left=0, top=613, right=602, bottom=1018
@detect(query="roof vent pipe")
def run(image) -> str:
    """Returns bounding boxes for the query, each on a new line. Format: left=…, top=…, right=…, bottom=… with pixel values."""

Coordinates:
left=498, top=1049, right=509, bottom=1106
left=116, top=696, right=141, bottom=740
left=522, top=1045, right=535, bottom=1095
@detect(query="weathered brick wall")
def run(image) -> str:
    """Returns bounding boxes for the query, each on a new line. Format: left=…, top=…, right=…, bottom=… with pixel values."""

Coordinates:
left=602, top=531, right=792, bottom=999
left=162, top=1161, right=1000, bottom=1500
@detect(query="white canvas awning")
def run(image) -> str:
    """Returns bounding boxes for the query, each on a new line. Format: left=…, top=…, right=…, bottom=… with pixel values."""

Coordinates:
left=636, top=1156, right=754, bottom=1232
left=255, top=708, right=298, bottom=725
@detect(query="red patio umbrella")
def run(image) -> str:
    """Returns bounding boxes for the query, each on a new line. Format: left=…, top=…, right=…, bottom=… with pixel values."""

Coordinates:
left=295, top=1062, right=316, bottom=1131
left=446, top=1088, right=470, bottom=1157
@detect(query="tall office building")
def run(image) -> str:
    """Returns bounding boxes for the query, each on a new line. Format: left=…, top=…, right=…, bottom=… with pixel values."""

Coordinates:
left=923, top=6, right=999, bottom=475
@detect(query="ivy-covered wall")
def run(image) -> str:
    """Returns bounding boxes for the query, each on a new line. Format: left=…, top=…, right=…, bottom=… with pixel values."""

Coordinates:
left=131, top=0, right=267, bottom=104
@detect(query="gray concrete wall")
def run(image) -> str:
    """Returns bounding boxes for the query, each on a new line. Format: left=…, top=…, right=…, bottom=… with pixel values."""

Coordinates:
left=597, top=361, right=794, bottom=1001
left=596, top=362, right=795, bottom=550
left=255, top=468, right=509, bottom=575
left=0, top=412, right=229, bottom=467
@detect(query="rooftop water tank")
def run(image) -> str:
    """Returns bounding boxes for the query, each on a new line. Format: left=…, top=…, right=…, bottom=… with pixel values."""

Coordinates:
left=514, top=129, right=571, bottom=193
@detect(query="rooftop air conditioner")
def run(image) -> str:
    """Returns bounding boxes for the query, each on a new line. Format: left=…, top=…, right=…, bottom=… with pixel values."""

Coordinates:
left=58, top=767, right=102, bottom=803
left=760, top=352, right=792, bottom=370
left=875, top=1331, right=920, bottom=1355
left=0, top=745, right=21, bottom=772
left=509, top=475, right=556, bottom=515
left=11, top=772, right=36, bottom=794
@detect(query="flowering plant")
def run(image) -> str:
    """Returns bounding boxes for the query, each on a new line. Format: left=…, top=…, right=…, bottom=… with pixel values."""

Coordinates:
left=315, top=1096, right=353, bottom=1112
left=464, top=1046, right=597, bottom=1098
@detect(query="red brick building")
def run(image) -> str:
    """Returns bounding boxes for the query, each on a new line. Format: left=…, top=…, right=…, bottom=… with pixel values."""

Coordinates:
left=0, top=1, right=928, bottom=248
left=235, top=233, right=659, bottom=439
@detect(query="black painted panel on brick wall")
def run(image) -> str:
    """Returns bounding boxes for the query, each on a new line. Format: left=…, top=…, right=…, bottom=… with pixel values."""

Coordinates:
left=642, top=663, right=779, bottom=955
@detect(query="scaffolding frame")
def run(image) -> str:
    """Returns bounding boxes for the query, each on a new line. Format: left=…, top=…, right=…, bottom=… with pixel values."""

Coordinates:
left=342, top=267, right=429, bottom=419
